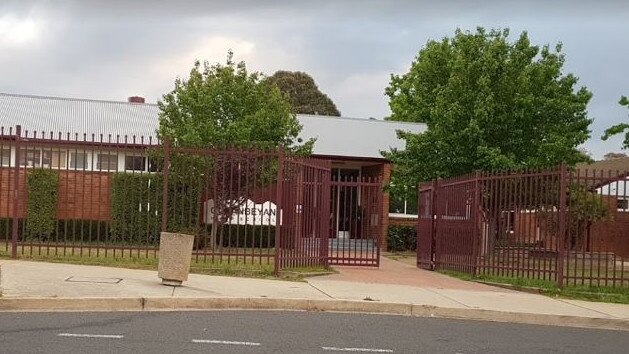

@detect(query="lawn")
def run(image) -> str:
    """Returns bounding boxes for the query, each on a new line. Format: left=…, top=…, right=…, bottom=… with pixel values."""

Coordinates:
left=0, top=242, right=328, bottom=280
left=439, top=269, right=629, bottom=304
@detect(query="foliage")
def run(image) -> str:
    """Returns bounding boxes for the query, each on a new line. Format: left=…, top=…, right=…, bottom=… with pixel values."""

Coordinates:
left=157, top=52, right=313, bottom=239
left=565, top=183, right=610, bottom=249
left=109, top=173, right=202, bottom=242
left=196, top=224, right=276, bottom=249
left=387, top=225, right=417, bottom=252
left=602, top=96, right=629, bottom=149
left=384, top=27, right=593, bottom=195
left=0, top=218, right=24, bottom=239
left=480, top=174, right=610, bottom=249
left=603, top=152, right=628, bottom=160
left=158, top=51, right=314, bottom=154
left=56, top=220, right=110, bottom=242
left=266, top=71, right=341, bottom=116
left=26, top=170, right=59, bottom=240
left=110, top=173, right=163, bottom=243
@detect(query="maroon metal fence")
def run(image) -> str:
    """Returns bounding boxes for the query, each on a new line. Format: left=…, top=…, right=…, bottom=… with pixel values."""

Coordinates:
left=418, top=164, right=629, bottom=288
left=0, top=125, right=332, bottom=273
left=328, top=176, right=382, bottom=266
left=275, top=155, right=331, bottom=271
left=417, top=183, right=434, bottom=270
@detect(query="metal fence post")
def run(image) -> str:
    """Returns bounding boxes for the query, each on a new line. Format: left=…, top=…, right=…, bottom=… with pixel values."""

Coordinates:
left=11, top=125, right=22, bottom=258
left=320, top=164, right=331, bottom=268
left=557, top=162, right=568, bottom=288
left=431, top=178, right=440, bottom=270
left=160, top=139, right=171, bottom=232
left=274, top=148, right=284, bottom=275
left=472, top=171, right=481, bottom=276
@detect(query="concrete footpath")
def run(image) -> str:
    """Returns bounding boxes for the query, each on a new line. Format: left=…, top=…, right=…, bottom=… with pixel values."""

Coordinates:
left=1, top=259, right=629, bottom=331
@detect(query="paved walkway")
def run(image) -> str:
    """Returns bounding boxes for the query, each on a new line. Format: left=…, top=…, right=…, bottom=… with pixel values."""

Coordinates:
left=317, top=256, right=509, bottom=292
left=1, top=259, right=629, bottom=330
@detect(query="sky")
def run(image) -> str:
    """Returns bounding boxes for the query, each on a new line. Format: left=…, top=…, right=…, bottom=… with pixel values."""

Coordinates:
left=1, top=0, right=628, bottom=159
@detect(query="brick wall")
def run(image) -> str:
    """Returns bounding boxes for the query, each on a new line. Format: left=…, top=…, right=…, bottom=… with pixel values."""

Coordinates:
left=0, top=168, right=111, bottom=221
left=361, top=163, right=392, bottom=250
left=590, top=196, right=629, bottom=257
left=56, top=171, right=111, bottom=221
left=389, top=216, right=417, bottom=227
left=0, top=169, right=27, bottom=218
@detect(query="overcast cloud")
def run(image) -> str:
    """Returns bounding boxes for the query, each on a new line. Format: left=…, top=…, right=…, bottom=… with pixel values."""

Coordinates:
left=1, top=0, right=628, bottom=158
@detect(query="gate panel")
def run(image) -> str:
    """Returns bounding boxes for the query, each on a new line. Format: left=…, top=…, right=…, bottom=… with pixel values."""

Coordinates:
left=434, top=176, right=478, bottom=274
left=417, top=183, right=434, bottom=269
left=328, top=177, right=381, bottom=266
left=275, top=156, right=330, bottom=271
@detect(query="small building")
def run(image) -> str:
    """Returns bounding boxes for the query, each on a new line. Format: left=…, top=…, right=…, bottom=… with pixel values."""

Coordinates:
left=0, top=92, right=425, bottom=258
left=576, top=157, right=629, bottom=257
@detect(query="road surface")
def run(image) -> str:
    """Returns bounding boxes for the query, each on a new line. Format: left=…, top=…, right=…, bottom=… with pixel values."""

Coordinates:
left=0, top=311, right=627, bottom=353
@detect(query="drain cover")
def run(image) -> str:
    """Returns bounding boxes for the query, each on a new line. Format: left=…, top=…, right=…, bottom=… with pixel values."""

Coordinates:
left=65, top=276, right=122, bottom=284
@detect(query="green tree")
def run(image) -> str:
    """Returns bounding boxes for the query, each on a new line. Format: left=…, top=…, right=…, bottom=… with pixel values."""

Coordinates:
left=157, top=52, right=314, bottom=247
left=602, top=96, right=629, bottom=149
left=603, top=152, right=628, bottom=160
left=384, top=28, right=593, bottom=191
left=266, top=71, right=341, bottom=116
left=158, top=52, right=313, bottom=152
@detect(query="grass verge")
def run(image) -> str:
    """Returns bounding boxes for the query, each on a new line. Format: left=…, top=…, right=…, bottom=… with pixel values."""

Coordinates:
left=439, top=270, right=629, bottom=304
left=0, top=249, right=331, bottom=281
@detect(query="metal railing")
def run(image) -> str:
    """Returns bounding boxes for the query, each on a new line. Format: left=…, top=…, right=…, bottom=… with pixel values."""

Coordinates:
left=0, top=125, right=331, bottom=272
left=418, top=164, right=629, bottom=288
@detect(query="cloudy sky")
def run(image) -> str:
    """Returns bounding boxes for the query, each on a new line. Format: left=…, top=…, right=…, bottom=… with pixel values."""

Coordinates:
left=1, top=0, right=628, bottom=158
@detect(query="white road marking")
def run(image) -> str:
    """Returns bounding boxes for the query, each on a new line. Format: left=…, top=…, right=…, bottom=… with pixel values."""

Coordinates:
left=58, top=333, right=123, bottom=339
left=192, top=339, right=261, bottom=346
left=322, top=347, right=393, bottom=353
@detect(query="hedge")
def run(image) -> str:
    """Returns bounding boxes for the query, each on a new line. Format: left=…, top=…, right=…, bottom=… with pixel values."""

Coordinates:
left=195, top=224, right=276, bottom=249
left=26, top=170, right=59, bottom=241
left=387, top=225, right=417, bottom=252
left=109, top=173, right=202, bottom=243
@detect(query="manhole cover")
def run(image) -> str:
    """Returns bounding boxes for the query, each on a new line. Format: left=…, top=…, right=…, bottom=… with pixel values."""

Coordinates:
left=65, top=276, right=123, bottom=284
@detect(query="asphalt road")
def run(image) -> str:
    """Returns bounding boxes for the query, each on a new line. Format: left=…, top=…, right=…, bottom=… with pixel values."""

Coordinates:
left=0, top=311, right=628, bottom=353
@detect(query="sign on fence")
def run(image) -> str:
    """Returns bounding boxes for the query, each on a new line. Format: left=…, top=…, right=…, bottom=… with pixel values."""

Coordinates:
left=203, top=199, right=282, bottom=226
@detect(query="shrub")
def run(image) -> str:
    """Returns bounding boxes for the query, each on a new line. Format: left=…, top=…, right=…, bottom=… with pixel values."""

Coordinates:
left=0, top=218, right=25, bottom=240
left=55, top=220, right=111, bottom=243
left=26, top=170, right=59, bottom=241
left=196, top=224, right=276, bottom=249
left=110, top=173, right=202, bottom=244
left=110, top=173, right=163, bottom=243
left=387, top=225, right=417, bottom=252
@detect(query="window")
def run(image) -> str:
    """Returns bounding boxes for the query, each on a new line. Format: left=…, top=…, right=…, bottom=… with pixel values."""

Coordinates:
left=1, top=147, right=10, bottom=166
left=125, top=155, right=146, bottom=171
left=618, top=198, right=629, bottom=212
left=19, top=148, right=41, bottom=167
left=69, top=152, right=87, bottom=169
left=97, top=153, right=118, bottom=171
left=388, top=186, right=418, bottom=217
left=42, top=150, right=67, bottom=169
left=147, top=157, right=160, bottom=172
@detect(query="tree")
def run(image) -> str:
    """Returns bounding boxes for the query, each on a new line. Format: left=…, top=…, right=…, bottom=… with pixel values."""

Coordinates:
left=159, top=52, right=312, bottom=152
left=603, top=152, right=628, bottom=160
left=602, top=96, right=629, bottom=149
left=157, top=52, right=314, bottom=248
left=266, top=71, right=341, bottom=116
left=384, top=28, right=593, bottom=192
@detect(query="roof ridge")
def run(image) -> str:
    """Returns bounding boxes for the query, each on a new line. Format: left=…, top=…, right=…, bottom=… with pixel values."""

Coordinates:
left=0, top=92, right=159, bottom=107
left=296, top=113, right=427, bottom=126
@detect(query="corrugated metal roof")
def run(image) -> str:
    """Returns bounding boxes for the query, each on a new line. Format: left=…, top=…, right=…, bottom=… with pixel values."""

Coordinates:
left=0, top=93, right=160, bottom=141
left=0, top=92, right=426, bottom=158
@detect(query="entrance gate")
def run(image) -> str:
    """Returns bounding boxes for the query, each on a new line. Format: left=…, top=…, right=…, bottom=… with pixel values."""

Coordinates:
left=328, top=176, right=382, bottom=266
